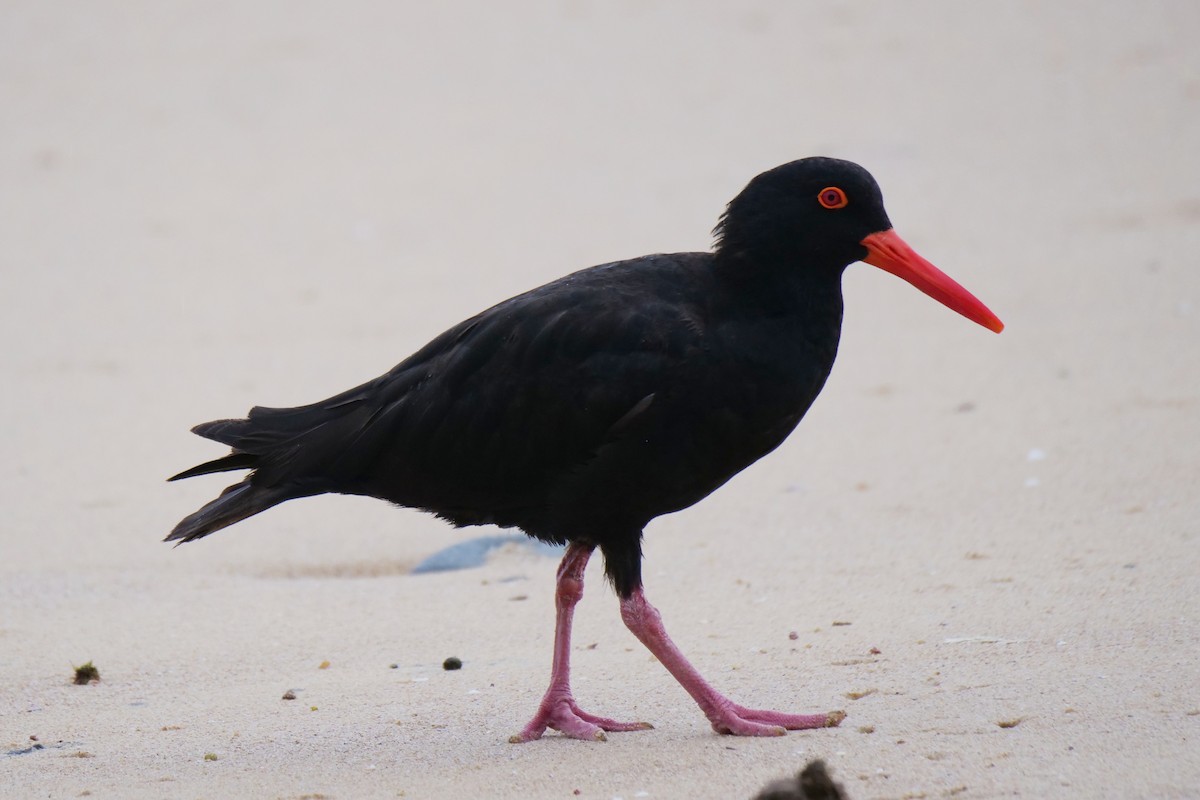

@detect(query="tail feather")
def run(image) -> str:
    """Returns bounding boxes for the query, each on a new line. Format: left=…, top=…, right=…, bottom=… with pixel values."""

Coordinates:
left=167, top=452, right=258, bottom=482
left=169, top=391, right=376, bottom=543
left=165, top=481, right=286, bottom=544
left=191, top=408, right=342, bottom=453
left=191, top=418, right=256, bottom=448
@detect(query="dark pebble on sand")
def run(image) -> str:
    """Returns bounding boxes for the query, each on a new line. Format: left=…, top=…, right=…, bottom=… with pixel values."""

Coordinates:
left=752, top=759, right=847, bottom=800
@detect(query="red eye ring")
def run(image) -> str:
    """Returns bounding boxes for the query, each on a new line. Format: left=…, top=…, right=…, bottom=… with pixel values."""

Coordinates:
left=818, top=186, right=848, bottom=209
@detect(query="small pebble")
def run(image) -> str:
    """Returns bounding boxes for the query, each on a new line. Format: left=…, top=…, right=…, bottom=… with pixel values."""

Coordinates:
left=443, top=657, right=463, bottom=671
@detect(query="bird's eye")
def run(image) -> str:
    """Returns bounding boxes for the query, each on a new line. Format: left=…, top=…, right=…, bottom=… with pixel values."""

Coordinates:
left=818, top=187, right=848, bottom=210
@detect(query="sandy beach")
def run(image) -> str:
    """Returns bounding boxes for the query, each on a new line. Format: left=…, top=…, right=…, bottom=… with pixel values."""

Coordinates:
left=3, top=2, right=1199, bottom=797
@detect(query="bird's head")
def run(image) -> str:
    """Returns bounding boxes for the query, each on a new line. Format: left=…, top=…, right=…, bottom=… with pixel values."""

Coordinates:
left=715, top=157, right=1003, bottom=333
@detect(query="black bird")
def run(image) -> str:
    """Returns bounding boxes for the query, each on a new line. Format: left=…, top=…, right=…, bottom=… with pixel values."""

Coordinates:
left=168, top=157, right=1003, bottom=741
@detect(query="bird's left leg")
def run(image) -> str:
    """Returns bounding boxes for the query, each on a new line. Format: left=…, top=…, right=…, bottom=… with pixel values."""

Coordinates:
left=620, top=587, right=845, bottom=736
left=510, top=541, right=654, bottom=742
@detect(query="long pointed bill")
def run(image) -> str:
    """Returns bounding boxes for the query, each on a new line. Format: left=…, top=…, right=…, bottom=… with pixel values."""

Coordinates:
left=861, top=229, right=1004, bottom=333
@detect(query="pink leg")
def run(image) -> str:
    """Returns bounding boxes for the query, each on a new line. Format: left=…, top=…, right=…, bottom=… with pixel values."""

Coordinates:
left=620, top=588, right=845, bottom=736
left=510, top=542, right=654, bottom=743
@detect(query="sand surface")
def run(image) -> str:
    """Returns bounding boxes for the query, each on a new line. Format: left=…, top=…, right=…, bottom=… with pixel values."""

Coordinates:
left=3, top=2, right=1199, bottom=798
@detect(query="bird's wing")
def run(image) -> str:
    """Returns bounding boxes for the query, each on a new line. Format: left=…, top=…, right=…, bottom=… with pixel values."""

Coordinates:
left=340, top=257, right=714, bottom=508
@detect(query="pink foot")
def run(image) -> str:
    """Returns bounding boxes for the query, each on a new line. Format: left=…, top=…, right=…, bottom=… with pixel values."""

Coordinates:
left=706, top=702, right=846, bottom=736
left=510, top=694, right=653, bottom=742
left=620, top=588, right=845, bottom=737
left=511, top=543, right=653, bottom=743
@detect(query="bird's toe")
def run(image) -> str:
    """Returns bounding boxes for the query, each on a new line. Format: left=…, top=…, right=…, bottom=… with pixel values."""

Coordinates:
left=512, top=697, right=652, bottom=743
left=708, top=703, right=839, bottom=736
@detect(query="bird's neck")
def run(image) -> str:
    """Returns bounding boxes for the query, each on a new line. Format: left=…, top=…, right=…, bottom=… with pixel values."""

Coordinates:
left=705, top=251, right=846, bottom=394
left=712, top=249, right=847, bottom=328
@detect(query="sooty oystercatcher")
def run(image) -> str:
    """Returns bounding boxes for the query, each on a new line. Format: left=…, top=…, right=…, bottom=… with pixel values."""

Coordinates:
left=168, top=157, right=1003, bottom=741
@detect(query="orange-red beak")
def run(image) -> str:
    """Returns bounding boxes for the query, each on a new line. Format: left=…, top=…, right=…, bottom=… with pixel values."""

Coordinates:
left=861, top=229, right=1004, bottom=333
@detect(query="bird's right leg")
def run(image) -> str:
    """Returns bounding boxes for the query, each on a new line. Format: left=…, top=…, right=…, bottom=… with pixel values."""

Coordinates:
left=620, top=587, right=845, bottom=736
left=510, top=541, right=653, bottom=743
